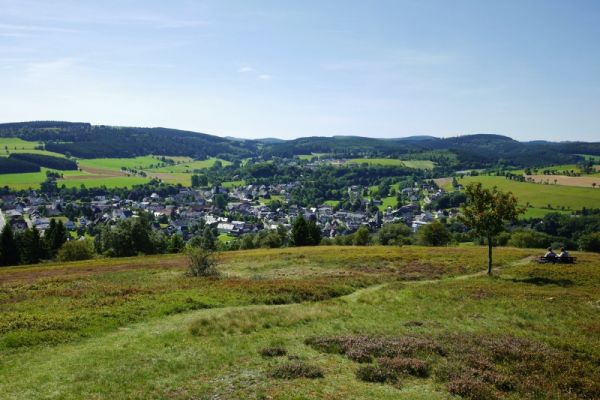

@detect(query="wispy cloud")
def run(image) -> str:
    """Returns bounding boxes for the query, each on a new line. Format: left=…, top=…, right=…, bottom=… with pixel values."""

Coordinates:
left=238, top=65, right=253, bottom=73
left=257, top=74, right=272, bottom=80
left=0, top=22, right=78, bottom=35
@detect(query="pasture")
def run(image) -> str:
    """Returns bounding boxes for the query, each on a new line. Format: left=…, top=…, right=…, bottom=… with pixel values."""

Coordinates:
left=457, top=175, right=600, bottom=211
left=0, top=137, right=65, bottom=158
left=147, top=157, right=232, bottom=173
left=0, top=246, right=598, bottom=399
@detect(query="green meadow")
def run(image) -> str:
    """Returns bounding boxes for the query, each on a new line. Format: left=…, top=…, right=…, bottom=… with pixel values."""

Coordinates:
left=0, top=246, right=598, bottom=399
left=148, top=157, right=232, bottom=173
left=0, top=137, right=65, bottom=158
left=458, top=175, right=600, bottom=211
left=77, top=156, right=166, bottom=172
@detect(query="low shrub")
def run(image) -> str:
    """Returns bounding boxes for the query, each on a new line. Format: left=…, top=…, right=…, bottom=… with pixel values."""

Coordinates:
left=379, top=357, right=430, bottom=378
left=57, top=239, right=95, bottom=262
left=356, top=365, right=398, bottom=384
left=269, top=361, right=324, bottom=379
left=186, top=247, right=219, bottom=277
left=260, top=346, right=287, bottom=358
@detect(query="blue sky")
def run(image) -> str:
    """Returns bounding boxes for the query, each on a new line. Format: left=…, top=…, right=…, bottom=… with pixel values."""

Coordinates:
left=0, top=0, right=599, bottom=141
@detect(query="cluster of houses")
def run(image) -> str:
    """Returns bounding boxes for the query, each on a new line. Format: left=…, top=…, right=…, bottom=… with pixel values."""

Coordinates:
left=0, top=183, right=451, bottom=241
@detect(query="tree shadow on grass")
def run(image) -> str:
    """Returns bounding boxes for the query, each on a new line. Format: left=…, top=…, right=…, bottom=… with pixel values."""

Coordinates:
left=513, top=277, right=574, bottom=287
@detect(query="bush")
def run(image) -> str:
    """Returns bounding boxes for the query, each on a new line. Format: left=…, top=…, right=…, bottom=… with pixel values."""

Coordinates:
left=418, top=221, right=451, bottom=246
left=578, top=232, right=600, bottom=252
left=57, top=239, right=95, bottom=262
left=356, top=364, right=398, bottom=383
left=269, top=361, right=324, bottom=379
left=508, top=229, right=552, bottom=248
left=353, top=226, right=370, bottom=246
left=186, top=247, right=219, bottom=277
left=259, top=347, right=287, bottom=358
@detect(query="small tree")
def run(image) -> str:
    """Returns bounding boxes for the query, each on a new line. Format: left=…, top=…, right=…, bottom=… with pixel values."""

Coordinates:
left=186, top=247, right=219, bottom=277
left=0, top=224, right=20, bottom=266
left=459, top=183, right=525, bottom=274
left=418, top=221, right=451, bottom=246
left=291, top=215, right=308, bottom=246
left=353, top=226, right=370, bottom=246
left=306, top=219, right=321, bottom=246
left=58, top=239, right=95, bottom=262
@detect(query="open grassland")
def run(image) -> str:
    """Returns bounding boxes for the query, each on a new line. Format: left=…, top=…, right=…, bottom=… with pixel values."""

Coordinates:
left=0, top=137, right=65, bottom=158
left=147, top=157, right=232, bottom=173
left=77, top=156, right=165, bottom=172
left=2, top=246, right=599, bottom=399
left=458, top=175, right=600, bottom=211
left=0, top=168, right=90, bottom=190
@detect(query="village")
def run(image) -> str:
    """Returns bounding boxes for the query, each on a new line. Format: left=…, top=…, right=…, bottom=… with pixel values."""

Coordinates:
left=0, top=181, right=450, bottom=244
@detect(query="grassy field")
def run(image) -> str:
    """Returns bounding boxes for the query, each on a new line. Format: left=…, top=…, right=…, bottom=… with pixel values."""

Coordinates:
left=0, top=246, right=598, bottom=399
left=77, top=156, right=163, bottom=172
left=458, top=175, right=600, bottom=211
left=148, top=157, right=232, bottom=173
left=0, top=137, right=65, bottom=157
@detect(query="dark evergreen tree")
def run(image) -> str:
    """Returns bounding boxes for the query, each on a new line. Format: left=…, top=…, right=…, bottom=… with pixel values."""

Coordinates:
left=307, top=219, right=321, bottom=246
left=291, top=215, right=308, bottom=246
left=21, top=227, right=44, bottom=264
left=201, top=226, right=216, bottom=250
left=0, top=224, right=20, bottom=266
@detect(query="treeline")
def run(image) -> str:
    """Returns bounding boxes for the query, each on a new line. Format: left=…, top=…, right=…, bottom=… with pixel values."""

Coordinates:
left=10, top=153, right=77, bottom=170
left=0, top=157, right=40, bottom=174
left=0, top=122, right=255, bottom=159
left=0, top=153, right=77, bottom=174
left=0, top=219, right=68, bottom=266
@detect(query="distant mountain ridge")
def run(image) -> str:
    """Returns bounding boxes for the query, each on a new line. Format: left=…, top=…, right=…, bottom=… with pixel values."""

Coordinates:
left=0, top=121, right=598, bottom=167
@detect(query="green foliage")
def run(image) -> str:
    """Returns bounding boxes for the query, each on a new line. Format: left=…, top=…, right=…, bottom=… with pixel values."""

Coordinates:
left=45, top=219, right=68, bottom=257
left=377, top=223, right=412, bottom=245
left=0, top=224, right=20, bottom=266
left=291, top=215, right=309, bottom=246
left=167, top=234, right=185, bottom=253
left=578, top=232, right=600, bottom=252
left=19, top=227, right=45, bottom=264
left=186, top=247, right=219, bottom=277
left=57, top=240, right=95, bottom=262
left=353, top=226, right=371, bottom=246
left=508, top=229, right=553, bottom=249
left=10, top=153, right=77, bottom=170
left=460, top=183, right=525, bottom=273
left=306, top=219, right=321, bottom=246
left=417, top=221, right=451, bottom=246
left=97, top=214, right=162, bottom=257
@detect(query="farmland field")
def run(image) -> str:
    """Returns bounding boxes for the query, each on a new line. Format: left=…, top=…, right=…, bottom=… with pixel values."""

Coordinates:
left=148, top=157, right=232, bottom=173
left=0, top=137, right=65, bottom=157
left=0, top=246, right=598, bottom=399
left=526, top=174, right=600, bottom=188
left=77, top=156, right=166, bottom=172
left=457, top=175, right=600, bottom=211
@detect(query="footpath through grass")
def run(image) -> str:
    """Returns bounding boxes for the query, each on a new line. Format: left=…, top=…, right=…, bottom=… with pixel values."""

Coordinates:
left=0, top=246, right=598, bottom=399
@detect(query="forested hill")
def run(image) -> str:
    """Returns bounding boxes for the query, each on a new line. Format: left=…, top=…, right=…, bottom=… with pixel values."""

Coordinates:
left=0, top=121, right=256, bottom=160
left=0, top=121, right=598, bottom=167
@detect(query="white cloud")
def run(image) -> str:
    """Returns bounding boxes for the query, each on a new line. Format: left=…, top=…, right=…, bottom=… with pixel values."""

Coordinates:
left=257, top=74, right=272, bottom=80
left=238, top=65, right=253, bottom=73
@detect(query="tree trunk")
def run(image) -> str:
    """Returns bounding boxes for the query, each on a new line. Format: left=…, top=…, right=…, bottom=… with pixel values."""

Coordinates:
left=487, top=235, right=493, bottom=275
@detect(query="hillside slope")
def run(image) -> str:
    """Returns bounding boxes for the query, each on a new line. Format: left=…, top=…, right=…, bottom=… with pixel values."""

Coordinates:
left=1, top=246, right=598, bottom=399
